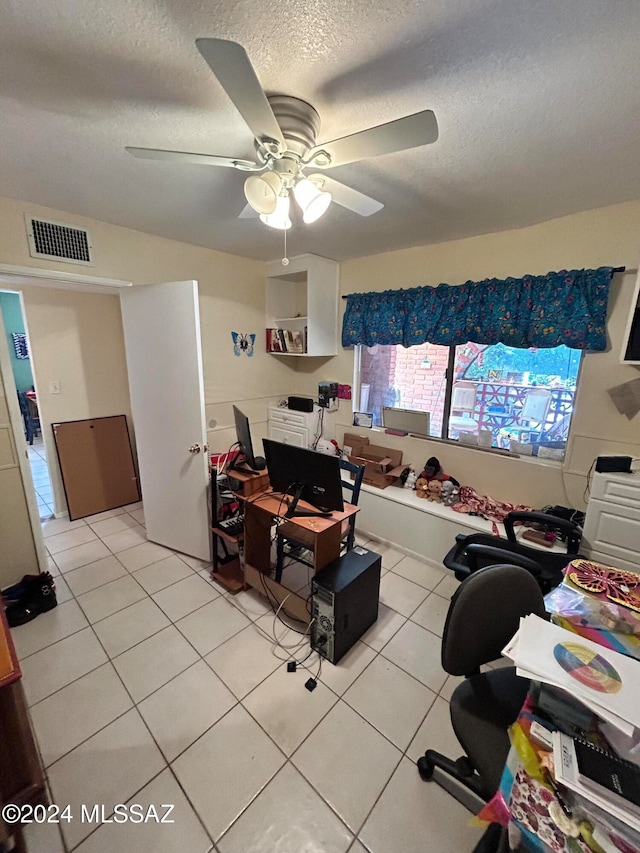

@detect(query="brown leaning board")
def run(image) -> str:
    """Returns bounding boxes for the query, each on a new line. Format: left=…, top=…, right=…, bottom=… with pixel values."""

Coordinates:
left=53, top=415, right=141, bottom=520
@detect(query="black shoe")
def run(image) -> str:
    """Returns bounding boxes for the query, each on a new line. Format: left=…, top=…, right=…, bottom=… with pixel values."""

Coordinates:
left=5, top=576, right=57, bottom=627
left=2, top=572, right=55, bottom=602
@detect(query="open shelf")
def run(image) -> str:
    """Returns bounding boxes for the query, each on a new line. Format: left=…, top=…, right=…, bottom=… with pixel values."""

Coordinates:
left=209, top=559, right=245, bottom=593
left=265, top=254, right=339, bottom=358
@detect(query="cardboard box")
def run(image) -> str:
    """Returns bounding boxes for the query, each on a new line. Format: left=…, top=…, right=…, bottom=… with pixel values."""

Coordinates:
left=347, top=440, right=406, bottom=489
left=343, top=432, right=370, bottom=458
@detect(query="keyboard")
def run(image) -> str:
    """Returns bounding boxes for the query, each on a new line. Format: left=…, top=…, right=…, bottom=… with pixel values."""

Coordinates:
left=218, top=514, right=244, bottom=536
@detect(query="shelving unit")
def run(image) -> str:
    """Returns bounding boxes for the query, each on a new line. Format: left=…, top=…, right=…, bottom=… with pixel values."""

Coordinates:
left=265, top=253, right=339, bottom=357
left=210, top=468, right=245, bottom=592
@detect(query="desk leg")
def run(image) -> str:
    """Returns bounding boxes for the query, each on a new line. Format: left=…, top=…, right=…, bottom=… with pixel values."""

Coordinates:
left=244, top=503, right=273, bottom=574
left=313, top=524, right=341, bottom=573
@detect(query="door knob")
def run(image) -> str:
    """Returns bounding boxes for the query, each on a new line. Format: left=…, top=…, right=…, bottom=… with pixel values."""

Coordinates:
left=188, top=444, right=202, bottom=454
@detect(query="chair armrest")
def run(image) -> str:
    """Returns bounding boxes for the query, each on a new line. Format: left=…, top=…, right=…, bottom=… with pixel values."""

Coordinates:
left=465, top=543, right=542, bottom=576
left=503, top=511, right=582, bottom=554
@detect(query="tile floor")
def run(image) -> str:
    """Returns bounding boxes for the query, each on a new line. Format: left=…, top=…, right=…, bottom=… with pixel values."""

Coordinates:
left=12, top=498, right=485, bottom=853
left=27, top=436, right=55, bottom=520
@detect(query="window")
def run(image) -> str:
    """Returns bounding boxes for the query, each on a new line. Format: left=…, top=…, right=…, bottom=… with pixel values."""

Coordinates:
left=357, top=342, right=582, bottom=458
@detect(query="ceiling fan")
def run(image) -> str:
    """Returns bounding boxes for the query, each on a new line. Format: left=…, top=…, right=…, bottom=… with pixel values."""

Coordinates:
left=126, top=38, right=439, bottom=229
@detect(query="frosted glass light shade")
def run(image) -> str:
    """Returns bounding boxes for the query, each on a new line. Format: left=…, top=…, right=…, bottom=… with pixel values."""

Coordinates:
left=293, top=178, right=332, bottom=223
left=244, top=172, right=282, bottom=215
left=259, top=194, right=292, bottom=230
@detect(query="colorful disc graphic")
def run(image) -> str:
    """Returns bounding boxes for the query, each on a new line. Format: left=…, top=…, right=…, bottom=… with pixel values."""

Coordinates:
left=553, top=642, right=622, bottom=694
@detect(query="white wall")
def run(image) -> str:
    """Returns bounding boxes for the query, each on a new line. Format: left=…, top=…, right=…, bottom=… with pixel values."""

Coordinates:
left=2, top=193, right=639, bottom=516
left=0, top=195, right=304, bottom=511
left=296, top=200, right=640, bottom=511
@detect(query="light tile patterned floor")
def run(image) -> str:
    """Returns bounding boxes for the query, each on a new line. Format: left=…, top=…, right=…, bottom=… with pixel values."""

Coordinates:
left=27, top=436, right=55, bottom=520
left=12, top=505, right=484, bottom=853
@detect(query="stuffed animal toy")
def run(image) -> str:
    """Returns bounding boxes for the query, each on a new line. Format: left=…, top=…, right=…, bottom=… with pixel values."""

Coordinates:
left=415, top=477, right=429, bottom=499
left=441, top=480, right=460, bottom=507
left=418, top=456, right=460, bottom=486
left=426, top=480, right=442, bottom=502
left=404, top=469, right=417, bottom=490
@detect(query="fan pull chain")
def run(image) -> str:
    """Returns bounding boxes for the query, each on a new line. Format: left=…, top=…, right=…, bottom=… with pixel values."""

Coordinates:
left=282, top=227, right=289, bottom=266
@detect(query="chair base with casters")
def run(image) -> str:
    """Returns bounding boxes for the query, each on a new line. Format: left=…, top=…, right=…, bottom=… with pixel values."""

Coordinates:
left=416, top=564, right=547, bottom=815
left=418, top=667, right=531, bottom=805
left=443, top=509, right=584, bottom=593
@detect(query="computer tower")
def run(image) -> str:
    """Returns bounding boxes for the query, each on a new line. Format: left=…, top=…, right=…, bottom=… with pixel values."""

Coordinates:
left=310, top=547, right=381, bottom=664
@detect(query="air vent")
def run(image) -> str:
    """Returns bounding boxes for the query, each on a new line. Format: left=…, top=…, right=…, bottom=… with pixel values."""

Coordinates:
left=25, top=216, right=93, bottom=266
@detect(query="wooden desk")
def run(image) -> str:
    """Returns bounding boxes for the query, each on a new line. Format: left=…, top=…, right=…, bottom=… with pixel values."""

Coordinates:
left=0, top=609, right=48, bottom=851
left=243, top=489, right=359, bottom=622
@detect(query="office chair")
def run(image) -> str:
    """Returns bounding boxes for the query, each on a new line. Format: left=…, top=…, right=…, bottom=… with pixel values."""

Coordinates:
left=443, top=510, right=583, bottom=593
left=417, top=564, right=547, bottom=813
left=448, top=381, right=480, bottom=436
left=275, top=457, right=365, bottom=582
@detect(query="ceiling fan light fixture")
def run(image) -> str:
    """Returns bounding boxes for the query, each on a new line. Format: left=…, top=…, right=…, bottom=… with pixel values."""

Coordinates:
left=294, top=178, right=332, bottom=224
left=259, top=193, right=292, bottom=230
left=244, top=172, right=282, bottom=215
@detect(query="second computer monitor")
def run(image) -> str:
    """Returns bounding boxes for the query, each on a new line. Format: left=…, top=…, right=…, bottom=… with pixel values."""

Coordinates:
left=262, top=439, right=344, bottom=516
left=232, top=406, right=266, bottom=472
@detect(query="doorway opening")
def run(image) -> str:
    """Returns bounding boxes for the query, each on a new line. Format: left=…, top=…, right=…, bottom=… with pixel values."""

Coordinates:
left=0, top=289, right=55, bottom=520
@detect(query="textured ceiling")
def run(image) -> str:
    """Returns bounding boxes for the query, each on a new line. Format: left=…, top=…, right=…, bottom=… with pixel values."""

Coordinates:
left=2, top=0, right=640, bottom=261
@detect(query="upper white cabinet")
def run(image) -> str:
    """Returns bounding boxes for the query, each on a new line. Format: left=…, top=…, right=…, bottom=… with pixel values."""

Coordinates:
left=265, top=253, right=339, bottom=357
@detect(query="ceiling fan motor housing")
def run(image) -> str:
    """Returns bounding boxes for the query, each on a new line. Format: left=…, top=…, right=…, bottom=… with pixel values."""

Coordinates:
left=266, top=95, right=321, bottom=159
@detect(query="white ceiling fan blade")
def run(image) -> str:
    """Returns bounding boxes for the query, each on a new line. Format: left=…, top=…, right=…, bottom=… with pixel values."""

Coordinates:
left=238, top=203, right=259, bottom=219
left=196, top=38, right=286, bottom=154
left=308, top=174, right=383, bottom=216
left=308, top=109, right=438, bottom=168
left=125, top=147, right=261, bottom=171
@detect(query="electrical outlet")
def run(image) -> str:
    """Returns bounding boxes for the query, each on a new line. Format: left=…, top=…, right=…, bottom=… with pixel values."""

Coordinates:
left=49, top=380, right=61, bottom=394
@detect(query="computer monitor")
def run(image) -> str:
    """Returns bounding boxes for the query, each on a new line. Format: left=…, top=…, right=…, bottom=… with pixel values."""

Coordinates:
left=231, top=405, right=266, bottom=473
left=262, top=439, right=344, bottom=518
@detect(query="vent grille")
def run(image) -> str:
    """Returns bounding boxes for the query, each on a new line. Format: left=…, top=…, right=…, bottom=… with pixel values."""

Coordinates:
left=26, top=217, right=92, bottom=265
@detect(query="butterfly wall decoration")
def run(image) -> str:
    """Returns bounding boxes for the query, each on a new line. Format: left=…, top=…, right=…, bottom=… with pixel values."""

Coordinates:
left=231, top=332, right=255, bottom=357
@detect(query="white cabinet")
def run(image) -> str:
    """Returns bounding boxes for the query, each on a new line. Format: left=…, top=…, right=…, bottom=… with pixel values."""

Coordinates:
left=583, top=471, right=640, bottom=571
left=265, top=253, right=339, bottom=357
left=268, top=406, right=320, bottom=448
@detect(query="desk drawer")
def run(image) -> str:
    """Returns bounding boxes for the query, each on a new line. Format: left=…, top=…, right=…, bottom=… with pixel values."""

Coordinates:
left=268, top=407, right=309, bottom=428
left=268, top=422, right=308, bottom=447
left=589, top=471, right=640, bottom=509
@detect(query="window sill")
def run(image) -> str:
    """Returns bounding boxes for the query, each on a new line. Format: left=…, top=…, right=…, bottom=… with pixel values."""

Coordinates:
left=355, top=425, right=565, bottom=465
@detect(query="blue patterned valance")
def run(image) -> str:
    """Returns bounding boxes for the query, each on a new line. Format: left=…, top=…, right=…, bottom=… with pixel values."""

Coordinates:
left=342, top=267, right=614, bottom=351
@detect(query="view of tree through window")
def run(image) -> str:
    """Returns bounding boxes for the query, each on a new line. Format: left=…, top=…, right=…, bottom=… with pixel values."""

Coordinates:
left=359, top=342, right=581, bottom=458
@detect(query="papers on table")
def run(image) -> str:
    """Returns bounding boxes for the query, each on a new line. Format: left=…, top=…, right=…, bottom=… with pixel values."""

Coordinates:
left=503, top=614, right=640, bottom=736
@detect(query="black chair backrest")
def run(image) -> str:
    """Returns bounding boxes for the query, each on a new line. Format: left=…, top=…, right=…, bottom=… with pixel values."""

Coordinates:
left=339, top=457, right=365, bottom=507
left=17, top=390, right=29, bottom=417
left=441, top=564, right=547, bottom=677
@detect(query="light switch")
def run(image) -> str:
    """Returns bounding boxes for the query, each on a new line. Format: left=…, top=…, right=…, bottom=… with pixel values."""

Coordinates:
left=49, top=380, right=61, bottom=394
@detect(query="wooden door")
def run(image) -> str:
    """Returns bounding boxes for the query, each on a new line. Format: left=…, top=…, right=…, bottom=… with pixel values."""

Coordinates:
left=119, top=281, right=210, bottom=561
left=53, top=415, right=140, bottom=520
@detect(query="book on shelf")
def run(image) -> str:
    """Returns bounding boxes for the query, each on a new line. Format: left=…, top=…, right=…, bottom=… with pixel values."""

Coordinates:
left=266, top=327, right=306, bottom=354
left=266, top=328, right=282, bottom=352
left=285, top=329, right=304, bottom=353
